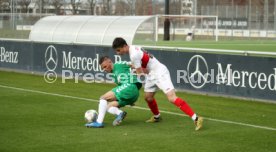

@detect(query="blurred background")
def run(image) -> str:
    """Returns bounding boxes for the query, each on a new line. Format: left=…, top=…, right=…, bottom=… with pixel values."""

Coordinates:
left=0, top=0, right=275, bottom=41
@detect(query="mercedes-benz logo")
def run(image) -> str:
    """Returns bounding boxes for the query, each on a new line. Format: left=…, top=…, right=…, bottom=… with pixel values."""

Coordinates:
left=187, top=55, right=209, bottom=89
left=45, top=45, right=58, bottom=71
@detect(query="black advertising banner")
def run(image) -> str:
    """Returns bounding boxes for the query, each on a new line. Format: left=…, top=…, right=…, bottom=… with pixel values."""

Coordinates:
left=148, top=49, right=276, bottom=101
left=203, top=18, right=248, bottom=29
left=0, top=40, right=275, bottom=101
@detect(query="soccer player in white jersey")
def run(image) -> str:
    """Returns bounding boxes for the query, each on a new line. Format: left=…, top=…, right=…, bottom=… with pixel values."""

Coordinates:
left=112, top=37, right=203, bottom=131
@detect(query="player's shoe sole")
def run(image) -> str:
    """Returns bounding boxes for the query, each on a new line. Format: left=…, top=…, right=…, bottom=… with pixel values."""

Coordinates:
left=195, top=116, right=203, bottom=131
left=145, top=116, right=162, bottom=123
left=85, top=122, right=104, bottom=128
left=113, top=111, right=127, bottom=126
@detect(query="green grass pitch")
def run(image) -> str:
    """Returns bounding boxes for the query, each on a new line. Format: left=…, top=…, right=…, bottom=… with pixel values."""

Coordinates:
left=0, top=71, right=276, bottom=152
left=158, top=40, right=276, bottom=52
left=138, top=40, right=276, bottom=52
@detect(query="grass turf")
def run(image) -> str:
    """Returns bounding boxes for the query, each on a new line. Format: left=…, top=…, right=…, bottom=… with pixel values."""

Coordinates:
left=133, top=39, right=276, bottom=52
left=0, top=71, right=276, bottom=152
left=157, top=40, right=276, bottom=52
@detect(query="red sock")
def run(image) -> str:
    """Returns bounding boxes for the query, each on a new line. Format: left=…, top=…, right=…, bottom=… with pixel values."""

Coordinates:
left=147, top=99, right=160, bottom=115
left=173, top=97, right=195, bottom=118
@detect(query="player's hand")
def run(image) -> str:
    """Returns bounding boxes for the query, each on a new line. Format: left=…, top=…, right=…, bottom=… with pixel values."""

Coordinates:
left=131, top=69, right=137, bottom=74
left=135, top=68, right=149, bottom=74
left=128, top=64, right=135, bottom=69
left=142, top=68, right=149, bottom=74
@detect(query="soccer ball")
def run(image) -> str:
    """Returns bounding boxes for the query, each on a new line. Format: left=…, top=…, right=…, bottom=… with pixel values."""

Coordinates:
left=84, top=110, right=98, bottom=123
left=186, top=35, right=192, bottom=41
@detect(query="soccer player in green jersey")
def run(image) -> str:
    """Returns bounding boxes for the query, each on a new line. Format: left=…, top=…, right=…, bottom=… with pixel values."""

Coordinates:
left=85, top=56, right=142, bottom=128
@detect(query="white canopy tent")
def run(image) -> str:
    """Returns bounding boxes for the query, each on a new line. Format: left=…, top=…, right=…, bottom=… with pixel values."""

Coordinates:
left=29, top=16, right=154, bottom=45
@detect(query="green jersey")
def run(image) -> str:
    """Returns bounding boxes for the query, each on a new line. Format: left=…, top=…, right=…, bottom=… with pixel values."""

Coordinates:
left=112, top=61, right=140, bottom=85
left=111, top=61, right=141, bottom=107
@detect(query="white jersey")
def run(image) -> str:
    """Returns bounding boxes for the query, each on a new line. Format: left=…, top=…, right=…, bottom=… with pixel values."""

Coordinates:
left=129, top=45, right=165, bottom=73
left=129, top=45, right=175, bottom=93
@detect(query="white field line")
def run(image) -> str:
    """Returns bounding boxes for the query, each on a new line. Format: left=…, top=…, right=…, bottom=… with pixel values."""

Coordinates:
left=0, top=84, right=276, bottom=131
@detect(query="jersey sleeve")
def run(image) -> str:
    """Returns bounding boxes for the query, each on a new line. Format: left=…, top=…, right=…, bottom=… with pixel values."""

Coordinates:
left=129, top=46, right=143, bottom=69
left=131, top=54, right=142, bottom=69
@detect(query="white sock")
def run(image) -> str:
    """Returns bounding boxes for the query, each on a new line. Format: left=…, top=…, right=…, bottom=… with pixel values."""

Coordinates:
left=192, top=114, right=197, bottom=121
left=96, top=99, right=107, bottom=123
left=154, top=113, right=161, bottom=118
left=107, top=106, right=122, bottom=115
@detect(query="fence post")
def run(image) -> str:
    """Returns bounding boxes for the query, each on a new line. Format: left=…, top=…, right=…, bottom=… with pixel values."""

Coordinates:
left=274, top=0, right=276, bottom=36
left=248, top=0, right=251, bottom=39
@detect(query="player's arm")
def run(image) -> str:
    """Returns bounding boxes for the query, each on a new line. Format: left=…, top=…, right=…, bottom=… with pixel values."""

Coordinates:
left=127, top=63, right=135, bottom=69
left=128, top=63, right=149, bottom=74
left=135, top=67, right=144, bottom=74
left=130, top=55, right=147, bottom=75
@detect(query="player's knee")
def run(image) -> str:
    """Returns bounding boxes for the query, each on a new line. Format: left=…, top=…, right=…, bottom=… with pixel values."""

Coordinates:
left=144, top=96, right=154, bottom=102
left=100, top=96, right=105, bottom=100
left=168, top=96, right=175, bottom=103
left=166, top=93, right=177, bottom=103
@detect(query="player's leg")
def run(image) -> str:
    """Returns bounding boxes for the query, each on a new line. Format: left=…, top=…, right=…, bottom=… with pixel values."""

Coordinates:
left=107, top=101, right=122, bottom=116
left=165, top=90, right=195, bottom=118
left=165, top=89, right=196, bottom=119
left=144, top=75, right=161, bottom=123
left=86, top=91, right=117, bottom=128
left=109, top=83, right=139, bottom=126
left=156, top=69, right=203, bottom=130
left=166, top=90, right=203, bottom=130
left=101, top=91, right=122, bottom=115
left=85, top=97, right=107, bottom=128
left=144, top=92, right=162, bottom=122
left=107, top=101, right=127, bottom=126
left=97, top=91, right=117, bottom=123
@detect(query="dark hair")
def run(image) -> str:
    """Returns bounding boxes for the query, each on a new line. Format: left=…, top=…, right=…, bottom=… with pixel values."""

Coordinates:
left=99, top=56, right=110, bottom=65
left=112, top=37, right=127, bottom=49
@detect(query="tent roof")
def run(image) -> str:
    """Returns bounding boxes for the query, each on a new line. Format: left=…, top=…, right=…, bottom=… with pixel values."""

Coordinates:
left=29, top=15, right=154, bottom=45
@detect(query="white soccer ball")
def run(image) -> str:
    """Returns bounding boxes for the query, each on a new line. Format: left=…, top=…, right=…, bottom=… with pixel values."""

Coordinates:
left=186, top=35, right=192, bottom=41
left=84, top=110, right=98, bottom=123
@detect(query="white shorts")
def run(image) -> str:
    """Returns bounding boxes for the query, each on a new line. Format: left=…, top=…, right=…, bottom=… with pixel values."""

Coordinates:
left=144, top=67, right=175, bottom=94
